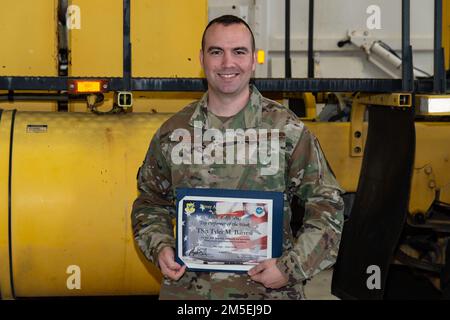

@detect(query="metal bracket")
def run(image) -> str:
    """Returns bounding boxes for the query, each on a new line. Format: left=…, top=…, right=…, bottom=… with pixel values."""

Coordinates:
left=356, top=93, right=412, bottom=107
left=350, top=93, right=412, bottom=157
left=350, top=98, right=366, bottom=157
left=302, top=92, right=317, bottom=120
left=116, top=91, right=133, bottom=108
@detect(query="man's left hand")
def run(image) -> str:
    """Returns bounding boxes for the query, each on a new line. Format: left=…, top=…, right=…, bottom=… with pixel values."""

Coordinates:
left=248, top=259, right=288, bottom=289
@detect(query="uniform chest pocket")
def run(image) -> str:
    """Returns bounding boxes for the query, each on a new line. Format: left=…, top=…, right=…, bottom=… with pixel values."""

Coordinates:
left=233, top=131, right=287, bottom=191
left=166, top=129, right=287, bottom=191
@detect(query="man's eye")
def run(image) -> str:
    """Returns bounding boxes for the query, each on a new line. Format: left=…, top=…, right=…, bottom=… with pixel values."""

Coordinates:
left=235, top=50, right=247, bottom=55
left=210, top=50, right=222, bottom=55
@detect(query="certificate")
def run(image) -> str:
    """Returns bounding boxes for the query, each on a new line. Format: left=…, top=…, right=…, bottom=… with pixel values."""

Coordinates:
left=175, top=188, right=283, bottom=272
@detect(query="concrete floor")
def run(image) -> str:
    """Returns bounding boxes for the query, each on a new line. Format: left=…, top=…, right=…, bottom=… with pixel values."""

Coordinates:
left=304, top=269, right=339, bottom=300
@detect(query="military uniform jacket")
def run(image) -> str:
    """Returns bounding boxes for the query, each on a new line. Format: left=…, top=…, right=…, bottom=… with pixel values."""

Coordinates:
left=132, top=85, right=344, bottom=299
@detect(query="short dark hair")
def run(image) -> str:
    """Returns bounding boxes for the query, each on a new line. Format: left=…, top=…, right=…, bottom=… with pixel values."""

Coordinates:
left=201, top=15, right=256, bottom=52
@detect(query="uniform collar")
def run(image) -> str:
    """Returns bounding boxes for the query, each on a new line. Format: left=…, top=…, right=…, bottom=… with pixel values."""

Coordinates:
left=188, top=84, right=263, bottom=130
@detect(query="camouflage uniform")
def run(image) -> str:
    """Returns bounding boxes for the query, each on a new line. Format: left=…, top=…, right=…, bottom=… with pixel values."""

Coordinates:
left=132, top=85, right=344, bottom=300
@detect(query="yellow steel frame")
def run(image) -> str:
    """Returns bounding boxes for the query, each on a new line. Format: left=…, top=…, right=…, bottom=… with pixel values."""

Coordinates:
left=350, top=101, right=366, bottom=158
left=308, top=120, right=450, bottom=218
left=68, top=0, right=207, bottom=113
left=355, top=93, right=412, bottom=108
left=302, top=93, right=317, bottom=120
left=283, top=92, right=317, bottom=120
left=350, top=93, right=412, bottom=157
left=308, top=92, right=450, bottom=218
left=2, top=1, right=207, bottom=113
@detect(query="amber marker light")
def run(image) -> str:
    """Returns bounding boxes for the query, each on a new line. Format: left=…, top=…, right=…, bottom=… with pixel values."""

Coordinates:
left=68, top=80, right=109, bottom=94
left=257, top=49, right=265, bottom=64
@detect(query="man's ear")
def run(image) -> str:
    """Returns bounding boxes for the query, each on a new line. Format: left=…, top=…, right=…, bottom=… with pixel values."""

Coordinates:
left=252, top=51, right=257, bottom=72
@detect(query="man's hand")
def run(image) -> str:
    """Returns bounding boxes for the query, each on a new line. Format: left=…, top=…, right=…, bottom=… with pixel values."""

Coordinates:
left=248, top=258, right=288, bottom=289
left=158, top=247, right=186, bottom=281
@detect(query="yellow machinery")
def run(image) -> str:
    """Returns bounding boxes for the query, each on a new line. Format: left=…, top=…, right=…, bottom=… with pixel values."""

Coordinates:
left=0, top=0, right=207, bottom=299
left=1, top=106, right=449, bottom=299
left=0, top=0, right=205, bottom=113
left=0, top=110, right=174, bottom=298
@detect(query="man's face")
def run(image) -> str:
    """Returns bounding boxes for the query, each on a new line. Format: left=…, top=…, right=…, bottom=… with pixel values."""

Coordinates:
left=200, top=23, right=256, bottom=98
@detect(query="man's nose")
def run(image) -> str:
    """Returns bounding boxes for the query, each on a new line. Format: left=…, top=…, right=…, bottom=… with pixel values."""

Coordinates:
left=221, top=51, right=234, bottom=68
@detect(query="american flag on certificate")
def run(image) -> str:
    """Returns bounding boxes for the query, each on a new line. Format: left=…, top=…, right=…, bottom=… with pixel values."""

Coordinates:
left=215, top=201, right=268, bottom=252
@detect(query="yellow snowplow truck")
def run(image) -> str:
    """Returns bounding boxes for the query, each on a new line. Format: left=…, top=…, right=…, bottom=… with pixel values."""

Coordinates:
left=0, top=0, right=449, bottom=299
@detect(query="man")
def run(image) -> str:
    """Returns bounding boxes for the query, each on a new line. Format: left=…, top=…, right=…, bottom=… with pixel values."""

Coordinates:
left=131, top=15, right=344, bottom=300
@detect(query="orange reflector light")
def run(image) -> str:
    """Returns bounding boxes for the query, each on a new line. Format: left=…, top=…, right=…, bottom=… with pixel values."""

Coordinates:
left=68, top=80, right=108, bottom=93
left=257, top=50, right=265, bottom=64
left=77, top=81, right=101, bottom=92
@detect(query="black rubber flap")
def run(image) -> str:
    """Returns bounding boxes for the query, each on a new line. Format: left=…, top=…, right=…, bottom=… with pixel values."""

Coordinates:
left=332, top=105, right=415, bottom=299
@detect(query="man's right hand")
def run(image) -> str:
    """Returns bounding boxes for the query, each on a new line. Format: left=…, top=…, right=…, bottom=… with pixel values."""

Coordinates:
left=157, top=246, right=186, bottom=281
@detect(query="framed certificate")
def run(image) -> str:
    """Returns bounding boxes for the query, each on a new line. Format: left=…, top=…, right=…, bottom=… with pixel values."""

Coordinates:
left=175, top=188, right=283, bottom=272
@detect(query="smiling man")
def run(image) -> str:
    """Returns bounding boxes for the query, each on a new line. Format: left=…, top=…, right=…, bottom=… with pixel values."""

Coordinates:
left=200, top=20, right=255, bottom=117
left=131, top=15, right=345, bottom=300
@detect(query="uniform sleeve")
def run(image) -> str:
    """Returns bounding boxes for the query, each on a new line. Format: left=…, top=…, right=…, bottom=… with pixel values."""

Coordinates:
left=131, top=129, right=175, bottom=265
left=276, top=127, right=345, bottom=282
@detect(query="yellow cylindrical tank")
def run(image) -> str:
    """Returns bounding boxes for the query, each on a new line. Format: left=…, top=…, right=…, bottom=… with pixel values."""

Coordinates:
left=0, top=110, right=173, bottom=299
